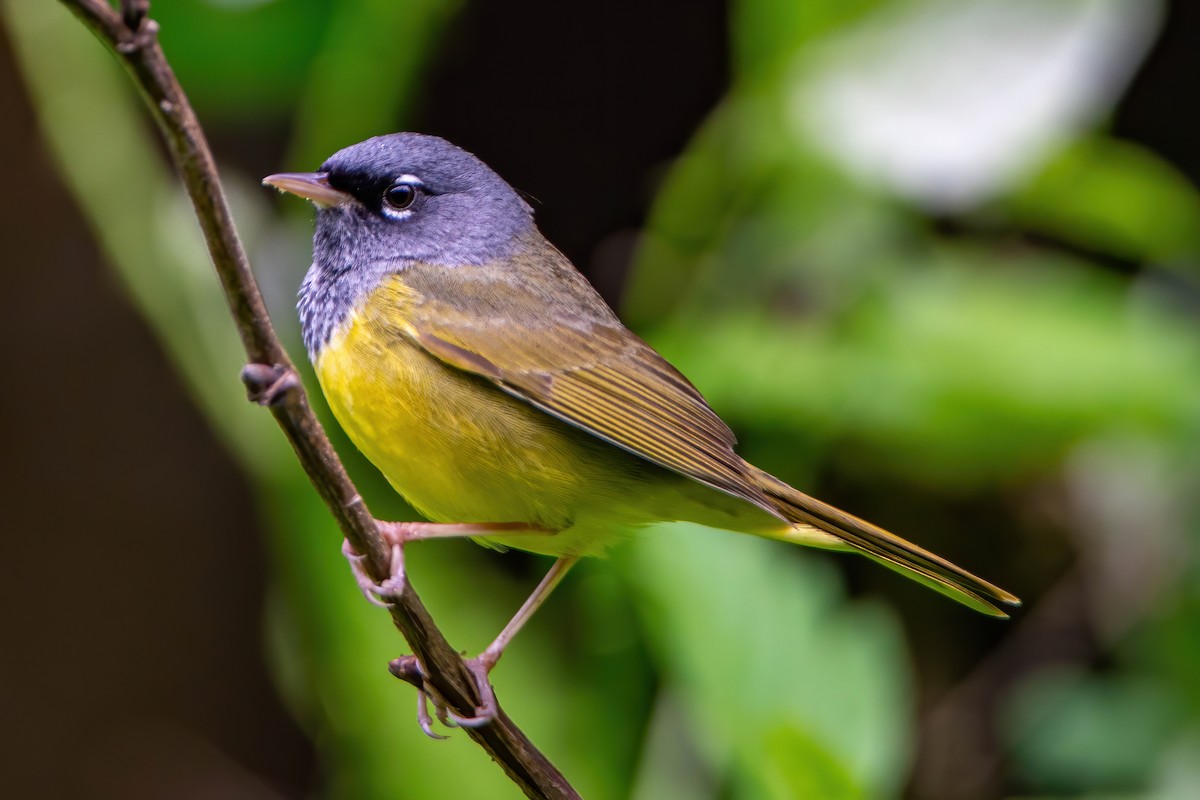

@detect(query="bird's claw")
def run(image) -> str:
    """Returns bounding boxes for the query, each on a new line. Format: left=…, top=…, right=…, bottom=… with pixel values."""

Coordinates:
left=375, top=542, right=409, bottom=599
left=441, top=658, right=497, bottom=728
left=341, top=539, right=395, bottom=607
left=416, top=690, right=449, bottom=740
left=388, top=654, right=498, bottom=737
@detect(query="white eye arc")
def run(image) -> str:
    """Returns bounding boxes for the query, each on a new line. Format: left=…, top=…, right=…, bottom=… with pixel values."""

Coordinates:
left=381, top=174, right=423, bottom=219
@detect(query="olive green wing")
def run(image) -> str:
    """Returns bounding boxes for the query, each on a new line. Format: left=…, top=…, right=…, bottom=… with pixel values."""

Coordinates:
left=414, top=322, right=776, bottom=513
left=388, top=261, right=1019, bottom=617
left=394, top=267, right=777, bottom=515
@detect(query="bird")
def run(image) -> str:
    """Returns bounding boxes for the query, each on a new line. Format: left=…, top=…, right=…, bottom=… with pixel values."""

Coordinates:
left=263, top=132, right=1019, bottom=728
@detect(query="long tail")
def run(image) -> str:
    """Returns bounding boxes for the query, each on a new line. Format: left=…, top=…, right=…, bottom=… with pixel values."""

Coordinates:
left=749, top=467, right=1021, bottom=617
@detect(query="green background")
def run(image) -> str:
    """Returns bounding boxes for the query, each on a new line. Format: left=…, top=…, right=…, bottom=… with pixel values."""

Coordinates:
left=3, top=0, right=1198, bottom=797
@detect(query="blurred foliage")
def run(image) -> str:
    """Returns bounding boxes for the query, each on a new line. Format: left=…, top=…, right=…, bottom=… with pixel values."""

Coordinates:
left=8, top=0, right=1200, bottom=798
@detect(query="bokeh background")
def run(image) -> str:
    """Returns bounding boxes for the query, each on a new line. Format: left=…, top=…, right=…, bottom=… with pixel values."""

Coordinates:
left=3, top=0, right=1199, bottom=798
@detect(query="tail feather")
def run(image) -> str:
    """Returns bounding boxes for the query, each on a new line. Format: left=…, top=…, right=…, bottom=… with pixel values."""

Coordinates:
left=750, top=468, right=1021, bottom=617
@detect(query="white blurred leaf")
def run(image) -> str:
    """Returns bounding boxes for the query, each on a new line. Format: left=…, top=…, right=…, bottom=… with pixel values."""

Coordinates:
left=796, top=0, right=1162, bottom=210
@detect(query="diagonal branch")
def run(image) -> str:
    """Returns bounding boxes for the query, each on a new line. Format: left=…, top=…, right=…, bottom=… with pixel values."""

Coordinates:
left=58, top=1, right=578, bottom=797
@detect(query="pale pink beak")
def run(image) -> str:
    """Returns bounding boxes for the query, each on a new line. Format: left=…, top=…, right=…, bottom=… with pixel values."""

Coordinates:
left=262, top=172, right=351, bottom=208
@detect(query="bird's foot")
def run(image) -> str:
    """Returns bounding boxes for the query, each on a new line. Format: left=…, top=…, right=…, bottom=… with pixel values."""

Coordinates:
left=441, top=656, right=499, bottom=728
left=343, top=521, right=555, bottom=607
left=389, top=653, right=499, bottom=738
left=342, top=525, right=419, bottom=606
left=341, top=539, right=396, bottom=608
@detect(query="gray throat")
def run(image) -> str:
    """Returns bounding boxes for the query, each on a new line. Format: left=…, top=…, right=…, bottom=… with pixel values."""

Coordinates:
left=297, top=261, right=368, bottom=360
left=297, top=221, right=534, bottom=360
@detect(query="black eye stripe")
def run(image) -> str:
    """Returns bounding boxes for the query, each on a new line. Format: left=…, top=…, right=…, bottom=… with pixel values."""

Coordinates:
left=323, top=170, right=430, bottom=213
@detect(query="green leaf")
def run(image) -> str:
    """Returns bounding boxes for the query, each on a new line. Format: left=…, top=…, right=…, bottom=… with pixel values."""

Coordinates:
left=621, top=526, right=910, bottom=798
left=744, top=724, right=865, bottom=800
left=1007, top=136, right=1200, bottom=269
left=1004, top=668, right=1188, bottom=793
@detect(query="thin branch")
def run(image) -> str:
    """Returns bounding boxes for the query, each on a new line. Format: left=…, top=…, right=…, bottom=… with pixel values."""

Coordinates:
left=58, top=2, right=579, bottom=797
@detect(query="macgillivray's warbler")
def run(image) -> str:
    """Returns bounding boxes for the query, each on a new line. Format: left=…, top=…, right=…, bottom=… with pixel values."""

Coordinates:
left=264, top=133, right=1019, bottom=726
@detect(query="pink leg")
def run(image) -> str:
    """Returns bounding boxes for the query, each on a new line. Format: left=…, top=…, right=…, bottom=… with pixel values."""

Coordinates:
left=446, top=556, right=579, bottom=728
left=480, top=555, right=579, bottom=670
left=349, top=526, right=574, bottom=733
left=384, top=556, right=580, bottom=732
left=341, top=520, right=555, bottom=605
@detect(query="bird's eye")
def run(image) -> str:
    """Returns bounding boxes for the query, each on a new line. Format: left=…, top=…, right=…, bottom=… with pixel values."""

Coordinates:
left=383, top=181, right=418, bottom=212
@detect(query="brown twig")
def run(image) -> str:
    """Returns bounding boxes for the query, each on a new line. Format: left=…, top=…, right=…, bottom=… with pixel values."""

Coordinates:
left=59, top=2, right=578, bottom=797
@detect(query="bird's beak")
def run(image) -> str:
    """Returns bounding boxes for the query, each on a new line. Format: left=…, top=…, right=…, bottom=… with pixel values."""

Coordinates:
left=262, top=172, right=352, bottom=208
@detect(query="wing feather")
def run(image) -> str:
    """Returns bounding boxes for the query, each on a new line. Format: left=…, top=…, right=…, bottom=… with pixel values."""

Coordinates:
left=400, top=265, right=774, bottom=514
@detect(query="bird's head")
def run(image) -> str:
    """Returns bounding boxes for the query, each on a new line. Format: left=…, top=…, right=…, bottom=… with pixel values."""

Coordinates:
left=265, top=132, right=534, bottom=272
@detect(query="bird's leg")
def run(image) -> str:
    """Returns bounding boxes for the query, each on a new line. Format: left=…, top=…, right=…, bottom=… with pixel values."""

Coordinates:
left=341, top=521, right=555, bottom=606
left=478, top=555, right=580, bottom=672
left=353, top=530, right=573, bottom=732
left=442, top=555, right=580, bottom=728
left=384, top=556, right=579, bottom=731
